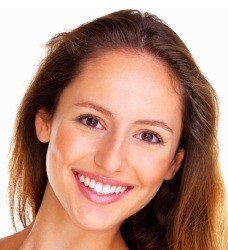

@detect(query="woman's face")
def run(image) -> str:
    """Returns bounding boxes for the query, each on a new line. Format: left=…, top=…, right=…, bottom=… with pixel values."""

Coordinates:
left=36, top=50, right=184, bottom=232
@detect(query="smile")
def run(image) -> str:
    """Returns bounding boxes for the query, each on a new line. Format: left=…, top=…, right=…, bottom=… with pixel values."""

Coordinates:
left=78, top=174, right=128, bottom=195
left=73, top=170, right=133, bottom=204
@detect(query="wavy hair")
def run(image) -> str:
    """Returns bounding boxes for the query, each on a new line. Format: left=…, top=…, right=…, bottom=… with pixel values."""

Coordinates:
left=9, top=9, right=227, bottom=249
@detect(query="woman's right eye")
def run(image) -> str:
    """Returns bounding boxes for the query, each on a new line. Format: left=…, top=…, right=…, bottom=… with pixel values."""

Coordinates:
left=78, top=115, right=103, bottom=129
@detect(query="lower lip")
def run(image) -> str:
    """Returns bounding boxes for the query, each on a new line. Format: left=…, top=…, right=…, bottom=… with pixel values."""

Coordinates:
left=73, top=171, right=132, bottom=205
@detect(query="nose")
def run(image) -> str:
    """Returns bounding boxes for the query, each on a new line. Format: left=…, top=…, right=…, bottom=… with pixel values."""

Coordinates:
left=94, top=133, right=127, bottom=174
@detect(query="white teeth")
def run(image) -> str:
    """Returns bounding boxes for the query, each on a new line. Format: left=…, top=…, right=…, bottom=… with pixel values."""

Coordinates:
left=78, top=174, right=128, bottom=195
left=110, top=186, right=116, bottom=194
left=84, top=177, right=90, bottom=186
left=79, top=175, right=84, bottom=182
left=115, top=186, right=122, bottom=194
left=94, top=182, right=103, bottom=194
left=89, top=179, right=95, bottom=188
left=120, top=186, right=127, bottom=192
left=102, top=184, right=111, bottom=195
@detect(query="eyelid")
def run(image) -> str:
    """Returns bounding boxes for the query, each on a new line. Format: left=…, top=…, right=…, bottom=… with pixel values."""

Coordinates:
left=134, top=130, right=164, bottom=145
left=76, top=113, right=106, bottom=130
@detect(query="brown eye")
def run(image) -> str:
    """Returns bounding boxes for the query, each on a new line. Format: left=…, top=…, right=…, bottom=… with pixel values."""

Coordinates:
left=142, top=132, right=158, bottom=143
left=79, top=115, right=103, bottom=129
left=85, top=117, right=98, bottom=127
left=135, top=131, right=162, bottom=144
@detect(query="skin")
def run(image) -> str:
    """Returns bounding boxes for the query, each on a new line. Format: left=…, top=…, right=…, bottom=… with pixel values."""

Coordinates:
left=0, top=50, right=184, bottom=250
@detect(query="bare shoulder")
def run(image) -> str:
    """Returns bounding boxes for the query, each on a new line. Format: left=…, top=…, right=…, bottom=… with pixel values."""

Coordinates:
left=0, top=226, right=31, bottom=250
left=0, top=233, right=21, bottom=250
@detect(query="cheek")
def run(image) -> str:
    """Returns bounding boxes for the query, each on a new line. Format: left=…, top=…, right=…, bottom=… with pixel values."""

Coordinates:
left=134, top=149, right=172, bottom=186
left=47, top=128, right=76, bottom=168
left=127, top=149, right=174, bottom=211
left=45, top=125, right=76, bottom=192
left=46, top=123, right=96, bottom=169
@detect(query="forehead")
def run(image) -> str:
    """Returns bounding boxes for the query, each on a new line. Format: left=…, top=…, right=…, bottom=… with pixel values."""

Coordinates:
left=58, top=50, right=183, bottom=130
left=81, top=49, right=181, bottom=94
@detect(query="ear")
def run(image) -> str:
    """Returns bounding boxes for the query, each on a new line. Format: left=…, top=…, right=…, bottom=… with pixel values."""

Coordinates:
left=165, top=149, right=185, bottom=180
left=35, top=109, right=51, bottom=143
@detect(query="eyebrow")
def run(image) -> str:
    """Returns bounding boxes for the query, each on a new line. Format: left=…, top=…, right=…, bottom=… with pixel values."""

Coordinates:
left=74, top=101, right=113, bottom=118
left=74, top=101, right=173, bottom=134
left=135, top=120, right=173, bottom=134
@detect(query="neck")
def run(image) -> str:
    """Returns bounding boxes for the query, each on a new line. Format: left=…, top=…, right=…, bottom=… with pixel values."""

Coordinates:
left=19, top=183, right=127, bottom=250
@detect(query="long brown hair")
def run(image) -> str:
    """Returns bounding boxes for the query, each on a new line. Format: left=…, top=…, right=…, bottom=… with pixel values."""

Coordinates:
left=9, top=9, right=227, bottom=249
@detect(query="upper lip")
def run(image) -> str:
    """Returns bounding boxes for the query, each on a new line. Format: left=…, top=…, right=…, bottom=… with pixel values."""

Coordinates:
left=73, top=169, right=133, bottom=187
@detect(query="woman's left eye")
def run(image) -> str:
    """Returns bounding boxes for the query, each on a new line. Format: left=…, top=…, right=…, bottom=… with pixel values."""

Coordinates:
left=78, top=115, right=103, bottom=129
left=135, top=131, right=162, bottom=144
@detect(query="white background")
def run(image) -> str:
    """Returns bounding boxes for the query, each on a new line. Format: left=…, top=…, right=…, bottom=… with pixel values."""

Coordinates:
left=0, top=6, right=227, bottom=237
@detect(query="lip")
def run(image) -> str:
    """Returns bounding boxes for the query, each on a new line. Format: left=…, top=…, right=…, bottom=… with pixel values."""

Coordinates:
left=72, top=170, right=133, bottom=205
left=74, top=169, right=132, bottom=187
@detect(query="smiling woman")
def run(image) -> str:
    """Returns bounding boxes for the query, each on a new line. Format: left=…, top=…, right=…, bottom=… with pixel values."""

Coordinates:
left=0, top=9, right=227, bottom=250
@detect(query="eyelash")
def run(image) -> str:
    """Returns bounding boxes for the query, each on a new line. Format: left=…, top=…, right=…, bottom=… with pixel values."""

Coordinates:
left=134, top=131, right=164, bottom=145
left=76, top=114, right=164, bottom=145
left=77, top=114, right=104, bottom=129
